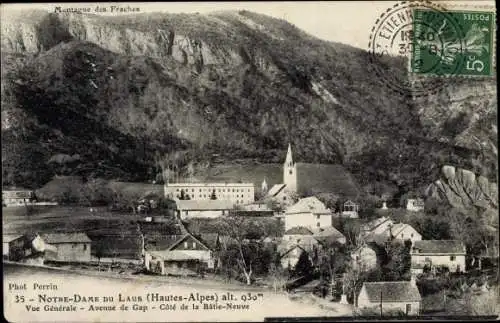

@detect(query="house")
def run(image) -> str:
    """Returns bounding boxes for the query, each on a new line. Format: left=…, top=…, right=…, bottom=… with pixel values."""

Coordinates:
left=265, top=183, right=290, bottom=206
left=410, top=240, right=466, bottom=273
left=406, top=198, right=424, bottom=212
left=3, top=234, right=23, bottom=259
left=144, top=233, right=215, bottom=276
left=341, top=200, right=359, bottom=218
left=279, top=245, right=312, bottom=270
left=357, top=280, right=421, bottom=315
left=2, top=189, right=36, bottom=206
left=361, top=217, right=394, bottom=237
left=389, top=223, right=422, bottom=245
left=285, top=196, right=332, bottom=231
left=350, top=244, right=379, bottom=270
left=282, top=227, right=319, bottom=252
left=4, top=233, right=54, bottom=265
left=165, top=182, right=254, bottom=206
left=241, top=200, right=272, bottom=212
left=175, top=200, right=233, bottom=219
left=41, top=232, right=92, bottom=263
left=311, top=226, right=347, bottom=245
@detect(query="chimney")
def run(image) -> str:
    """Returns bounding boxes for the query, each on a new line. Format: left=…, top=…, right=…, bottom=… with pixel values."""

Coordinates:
left=410, top=273, right=417, bottom=286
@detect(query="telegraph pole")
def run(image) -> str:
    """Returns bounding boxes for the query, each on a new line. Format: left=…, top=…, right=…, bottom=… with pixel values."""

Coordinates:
left=380, top=290, right=383, bottom=317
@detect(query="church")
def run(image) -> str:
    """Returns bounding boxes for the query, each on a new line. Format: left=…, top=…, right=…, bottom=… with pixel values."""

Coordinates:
left=263, top=143, right=359, bottom=203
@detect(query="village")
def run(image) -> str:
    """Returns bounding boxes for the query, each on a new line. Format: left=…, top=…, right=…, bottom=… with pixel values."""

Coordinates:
left=2, top=144, right=498, bottom=317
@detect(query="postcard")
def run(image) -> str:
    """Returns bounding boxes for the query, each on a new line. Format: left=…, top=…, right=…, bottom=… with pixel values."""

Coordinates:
left=1, top=1, right=497, bottom=322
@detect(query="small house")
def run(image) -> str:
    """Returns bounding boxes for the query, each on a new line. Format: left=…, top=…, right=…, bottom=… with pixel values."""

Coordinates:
left=279, top=245, right=312, bottom=270
left=4, top=233, right=53, bottom=265
left=2, top=189, right=35, bottom=206
left=357, top=280, right=421, bottom=315
left=361, top=217, right=394, bottom=238
left=41, top=232, right=92, bottom=263
left=350, top=244, right=379, bottom=270
left=389, top=223, right=422, bottom=245
left=284, top=226, right=314, bottom=243
left=175, top=200, right=233, bottom=219
left=341, top=200, right=359, bottom=218
left=406, top=198, right=424, bottom=212
left=144, top=233, right=215, bottom=276
left=411, top=240, right=466, bottom=273
left=265, top=184, right=291, bottom=206
left=312, top=226, right=347, bottom=245
left=241, top=200, right=272, bottom=212
left=3, top=234, right=23, bottom=259
left=285, top=196, right=332, bottom=231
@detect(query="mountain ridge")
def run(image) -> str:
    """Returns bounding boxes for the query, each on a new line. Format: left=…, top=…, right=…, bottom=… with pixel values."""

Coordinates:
left=1, top=10, right=496, bottom=196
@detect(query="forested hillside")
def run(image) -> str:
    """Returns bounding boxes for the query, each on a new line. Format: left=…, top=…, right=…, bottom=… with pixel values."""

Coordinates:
left=1, top=10, right=496, bottom=197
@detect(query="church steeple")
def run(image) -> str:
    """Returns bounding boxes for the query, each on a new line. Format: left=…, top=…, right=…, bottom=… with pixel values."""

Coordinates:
left=283, top=143, right=297, bottom=193
left=285, top=143, right=294, bottom=167
left=261, top=178, right=268, bottom=193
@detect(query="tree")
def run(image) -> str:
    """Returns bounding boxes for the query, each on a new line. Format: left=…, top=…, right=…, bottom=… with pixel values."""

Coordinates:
left=343, top=266, right=365, bottom=305
left=318, top=243, right=348, bottom=298
left=468, top=285, right=500, bottom=316
left=269, top=263, right=288, bottom=293
left=94, top=243, right=105, bottom=271
left=219, top=216, right=258, bottom=285
left=293, top=251, right=313, bottom=278
left=383, top=240, right=412, bottom=281
left=178, top=189, right=186, bottom=200
left=210, top=189, right=217, bottom=200
left=110, top=188, right=141, bottom=214
left=79, top=177, right=112, bottom=206
left=336, top=219, right=363, bottom=248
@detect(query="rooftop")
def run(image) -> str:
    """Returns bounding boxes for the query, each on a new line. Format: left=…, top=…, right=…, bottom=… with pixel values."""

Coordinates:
left=362, top=281, right=421, bottom=302
left=412, top=240, right=466, bottom=254
left=40, top=232, right=92, bottom=244
left=175, top=199, right=234, bottom=210
left=2, top=234, right=23, bottom=243
left=286, top=196, right=330, bottom=214
left=167, top=183, right=253, bottom=187
left=361, top=216, right=392, bottom=232
left=266, top=184, right=287, bottom=197
left=148, top=250, right=202, bottom=261
left=390, top=223, right=419, bottom=237
left=284, top=226, right=314, bottom=235
left=312, top=226, right=346, bottom=243
left=295, top=163, right=360, bottom=198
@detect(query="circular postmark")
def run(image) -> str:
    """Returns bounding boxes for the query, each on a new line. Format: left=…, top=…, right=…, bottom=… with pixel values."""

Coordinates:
left=368, top=1, right=467, bottom=97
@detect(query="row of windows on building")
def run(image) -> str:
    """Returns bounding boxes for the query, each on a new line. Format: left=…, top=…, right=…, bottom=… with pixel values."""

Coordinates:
left=235, top=200, right=252, bottom=204
left=71, top=244, right=88, bottom=250
left=175, top=188, right=252, bottom=193
left=191, top=194, right=249, bottom=199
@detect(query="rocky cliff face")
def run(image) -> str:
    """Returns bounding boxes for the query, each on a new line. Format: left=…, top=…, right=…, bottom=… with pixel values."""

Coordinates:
left=1, top=9, right=497, bottom=192
left=427, top=165, right=498, bottom=210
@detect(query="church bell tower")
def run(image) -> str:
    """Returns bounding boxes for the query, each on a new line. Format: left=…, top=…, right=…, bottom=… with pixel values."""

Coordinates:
left=283, top=143, right=297, bottom=193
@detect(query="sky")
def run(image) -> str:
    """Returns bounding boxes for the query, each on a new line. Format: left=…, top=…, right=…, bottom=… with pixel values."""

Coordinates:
left=1, top=1, right=494, bottom=50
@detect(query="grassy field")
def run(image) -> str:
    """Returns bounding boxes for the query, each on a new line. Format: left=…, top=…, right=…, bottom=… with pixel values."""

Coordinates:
left=3, top=206, right=162, bottom=259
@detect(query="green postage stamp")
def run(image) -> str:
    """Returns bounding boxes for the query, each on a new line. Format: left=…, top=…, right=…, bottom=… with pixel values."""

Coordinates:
left=411, top=8, right=495, bottom=76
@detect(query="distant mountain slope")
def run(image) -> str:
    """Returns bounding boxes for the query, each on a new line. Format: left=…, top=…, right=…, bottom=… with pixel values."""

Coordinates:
left=1, top=10, right=496, bottom=196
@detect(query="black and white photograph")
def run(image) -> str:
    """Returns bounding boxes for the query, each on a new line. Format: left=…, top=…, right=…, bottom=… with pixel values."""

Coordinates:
left=1, top=1, right=498, bottom=321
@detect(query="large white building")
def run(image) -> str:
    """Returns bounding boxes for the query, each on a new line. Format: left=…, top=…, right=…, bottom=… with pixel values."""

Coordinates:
left=165, top=183, right=254, bottom=205
left=284, top=196, right=332, bottom=231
